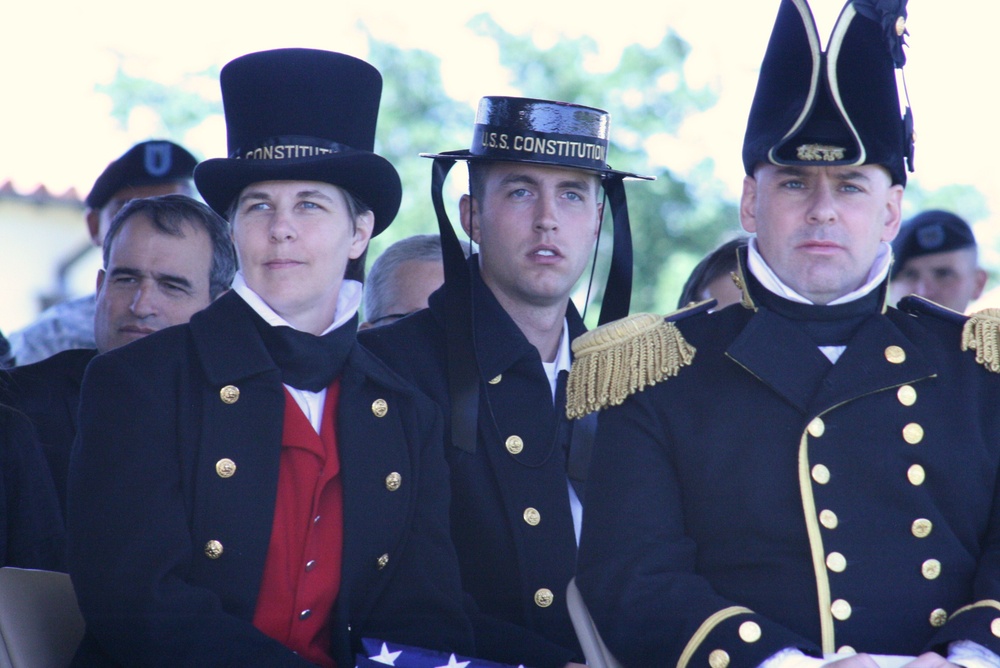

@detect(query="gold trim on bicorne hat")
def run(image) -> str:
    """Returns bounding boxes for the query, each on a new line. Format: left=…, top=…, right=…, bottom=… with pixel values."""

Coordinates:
left=565, top=312, right=696, bottom=420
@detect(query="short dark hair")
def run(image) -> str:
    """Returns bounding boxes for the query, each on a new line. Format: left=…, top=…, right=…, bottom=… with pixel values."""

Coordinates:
left=104, top=194, right=237, bottom=300
left=364, top=234, right=470, bottom=323
left=677, top=237, right=747, bottom=309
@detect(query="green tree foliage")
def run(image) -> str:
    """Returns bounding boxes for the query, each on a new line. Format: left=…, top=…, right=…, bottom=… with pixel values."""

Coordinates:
left=98, top=55, right=221, bottom=142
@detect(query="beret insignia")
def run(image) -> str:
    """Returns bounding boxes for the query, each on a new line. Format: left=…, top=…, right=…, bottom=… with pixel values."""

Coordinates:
left=565, top=312, right=696, bottom=419
left=961, top=308, right=1000, bottom=373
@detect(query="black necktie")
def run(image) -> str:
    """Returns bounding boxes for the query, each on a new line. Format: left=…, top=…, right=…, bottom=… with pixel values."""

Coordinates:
left=251, top=312, right=357, bottom=392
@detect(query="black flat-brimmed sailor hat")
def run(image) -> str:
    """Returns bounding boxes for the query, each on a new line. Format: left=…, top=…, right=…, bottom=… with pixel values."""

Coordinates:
left=194, top=48, right=400, bottom=236
left=422, top=96, right=653, bottom=181
left=743, top=0, right=914, bottom=185
left=891, top=210, right=978, bottom=279
left=86, top=140, right=196, bottom=210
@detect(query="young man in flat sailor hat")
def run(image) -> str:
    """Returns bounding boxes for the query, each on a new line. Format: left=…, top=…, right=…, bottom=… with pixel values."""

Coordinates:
left=572, top=1, right=1000, bottom=666
left=67, top=48, right=473, bottom=667
left=360, top=96, right=651, bottom=667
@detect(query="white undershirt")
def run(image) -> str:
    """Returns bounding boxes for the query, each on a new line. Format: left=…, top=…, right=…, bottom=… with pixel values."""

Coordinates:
left=541, top=319, right=583, bottom=545
left=231, top=271, right=362, bottom=434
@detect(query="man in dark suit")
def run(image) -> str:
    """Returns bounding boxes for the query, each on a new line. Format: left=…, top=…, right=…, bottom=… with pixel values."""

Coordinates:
left=360, top=97, right=650, bottom=667
left=573, top=1, right=1000, bottom=667
left=67, top=48, right=473, bottom=667
left=2, top=194, right=235, bottom=516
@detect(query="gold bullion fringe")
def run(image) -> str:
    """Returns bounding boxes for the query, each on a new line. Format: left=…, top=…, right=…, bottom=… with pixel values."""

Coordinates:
left=565, top=313, right=696, bottom=419
left=961, top=308, right=1000, bottom=373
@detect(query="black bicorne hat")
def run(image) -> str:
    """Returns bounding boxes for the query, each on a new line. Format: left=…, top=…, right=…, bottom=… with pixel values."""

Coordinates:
left=194, top=48, right=401, bottom=236
left=86, top=140, right=196, bottom=210
left=742, top=0, right=914, bottom=185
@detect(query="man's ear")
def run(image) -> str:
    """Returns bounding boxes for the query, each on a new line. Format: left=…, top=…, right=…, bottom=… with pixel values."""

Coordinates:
left=86, top=209, right=102, bottom=246
left=739, top=175, right=758, bottom=233
left=96, top=268, right=106, bottom=295
left=459, top=194, right=481, bottom=243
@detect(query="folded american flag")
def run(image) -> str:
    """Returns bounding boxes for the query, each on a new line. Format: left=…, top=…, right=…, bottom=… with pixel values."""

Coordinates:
left=355, top=638, right=528, bottom=668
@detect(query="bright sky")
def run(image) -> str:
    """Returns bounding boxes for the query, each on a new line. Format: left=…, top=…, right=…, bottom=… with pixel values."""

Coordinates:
left=2, top=1, right=997, bottom=256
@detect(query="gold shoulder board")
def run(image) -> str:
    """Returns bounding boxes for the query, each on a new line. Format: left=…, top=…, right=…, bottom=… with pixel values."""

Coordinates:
left=565, top=312, right=696, bottom=419
left=962, top=308, right=1000, bottom=373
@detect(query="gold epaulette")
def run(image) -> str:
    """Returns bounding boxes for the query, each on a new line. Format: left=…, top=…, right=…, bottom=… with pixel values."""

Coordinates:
left=961, top=308, right=1000, bottom=373
left=565, top=312, right=696, bottom=419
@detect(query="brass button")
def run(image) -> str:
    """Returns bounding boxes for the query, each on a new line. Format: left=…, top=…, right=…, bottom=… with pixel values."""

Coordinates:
left=992, top=618, right=1000, bottom=638
left=215, top=458, right=236, bottom=478
left=826, top=552, right=847, bottom=573
left=506, top=435, right=524, bottom=455
left=489, top=374, right=502, bottom=385
left=903, top=423, right=924, bottom=445
left=738, top=621, right=761, bottom=643
left=385, top=472, right=401, bottom=491
left=371, top=398, right=388, bottom=418
left=299, top=609, right=311, bottom=620
left=831, top=599, right=852, bottom=620
left=819, top=509, right=838, bottom=529
left=523, top=507, right=541, bottom=526
left=895, top=15, right=906, bottom=36
left=534, top=588, right=554, bottom=608
left=908, top=464, right=926, bottom=486
left=912, top=518, right=933, bottom=538
left=812, top=464, right=831, bottom=485
left=377, top=553, right=389, bottom=570
left=922, top=559, right=941, bottom=580
left=204, top=540, right=223, bottom=559
left=897, top=385, right=917, bottom=406
left=885, top=346, right=906, bottom=364
left=929, top=608, right=948, bottom=627
left=219, top=385, right=240, bottom=404
left=305, top=559, right=316, bottom=572
left=807, top=417, right=825, bottom=438
left=708, top=649, right=730, bottom=668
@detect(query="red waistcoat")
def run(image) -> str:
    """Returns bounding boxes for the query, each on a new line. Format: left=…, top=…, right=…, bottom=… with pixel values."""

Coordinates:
left=253, top=381, right=344, bottom=667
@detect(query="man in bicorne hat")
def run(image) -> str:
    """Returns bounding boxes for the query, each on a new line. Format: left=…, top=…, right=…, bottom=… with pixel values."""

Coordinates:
left=361, top=97, right=650, bottom=667
left=889, top=210, right=987, bottom=313
left=573, top=1, right=1000, bottom=666
left=67, top=48, right=473, bottom=667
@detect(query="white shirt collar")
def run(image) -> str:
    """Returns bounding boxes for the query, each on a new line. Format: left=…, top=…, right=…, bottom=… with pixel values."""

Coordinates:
left=746, top=238, right=892, bottom=306
left=231, top=271, right=363, bottom=334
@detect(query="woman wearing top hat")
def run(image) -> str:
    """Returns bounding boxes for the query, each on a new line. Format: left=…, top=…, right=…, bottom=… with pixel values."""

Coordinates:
left=67, top=48, right=473, bottom=667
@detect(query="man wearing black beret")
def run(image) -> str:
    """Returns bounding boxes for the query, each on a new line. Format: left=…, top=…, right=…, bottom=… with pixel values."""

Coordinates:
left=8, top=140, right=196, bottom=365
left=890, top=209, right=987, bottom=313
left=573, top=1, right=1000, bottom=666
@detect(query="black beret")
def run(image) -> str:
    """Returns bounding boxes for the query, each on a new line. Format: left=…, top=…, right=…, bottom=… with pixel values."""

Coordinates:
left=891, top=209, right=977, bottom=278
left=86, top=140, right=196, bottom=210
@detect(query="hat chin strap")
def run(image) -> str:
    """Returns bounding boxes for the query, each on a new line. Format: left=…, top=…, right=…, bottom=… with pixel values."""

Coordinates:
left=429, top=157, right=634, bottom=451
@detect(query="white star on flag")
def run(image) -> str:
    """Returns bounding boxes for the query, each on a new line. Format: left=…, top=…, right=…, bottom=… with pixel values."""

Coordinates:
left=434, top=654, right=471, bottom=668
left=369, top=642, right=403, bottom=665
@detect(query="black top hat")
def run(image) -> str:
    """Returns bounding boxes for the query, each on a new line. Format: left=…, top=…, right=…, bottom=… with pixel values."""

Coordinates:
left=891, top=210, right=978, bottom=278
left=86, top=140, right=196, bottom=210
left=194, top=48, right=401, bottom=236
left=743, top=0, right=914, bottom=185
left=422, top=96, right=653, bottom=182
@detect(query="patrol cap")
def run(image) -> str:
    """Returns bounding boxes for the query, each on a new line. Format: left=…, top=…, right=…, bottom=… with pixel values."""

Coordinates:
left=85, top=140, right=196, bottom=210
left=891, top=210, right=977, bottom=278
left=742, top=0, right=914, bottom=185
left=421, top=96, right=653, bottom=181
left=194, top=48, right=401, bottom=236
